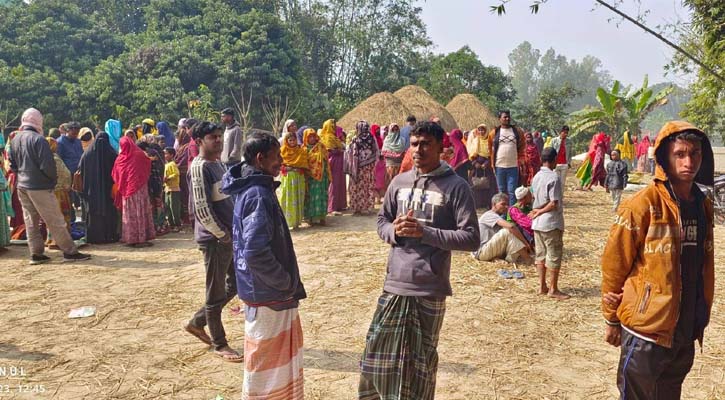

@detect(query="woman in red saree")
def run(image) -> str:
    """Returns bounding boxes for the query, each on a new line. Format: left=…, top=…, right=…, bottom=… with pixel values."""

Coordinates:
left=112, top=136, right=155, bottom=247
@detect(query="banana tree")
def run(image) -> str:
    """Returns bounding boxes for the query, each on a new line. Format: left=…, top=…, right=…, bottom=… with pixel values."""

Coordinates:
left=570, top=76, right=673, bottom=143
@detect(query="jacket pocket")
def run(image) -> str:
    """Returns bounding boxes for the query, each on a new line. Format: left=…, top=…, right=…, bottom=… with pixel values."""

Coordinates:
left=638, top=282, right=652, bottom=314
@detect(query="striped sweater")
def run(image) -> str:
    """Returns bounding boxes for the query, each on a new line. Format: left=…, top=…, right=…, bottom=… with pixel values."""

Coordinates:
left=189, top=157, right=233, bottom=243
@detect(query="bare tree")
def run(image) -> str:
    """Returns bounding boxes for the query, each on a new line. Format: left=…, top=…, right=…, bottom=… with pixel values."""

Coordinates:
left=230, top=85, right=254, bottom=139
left=262, top=96, right=301, bottom=137
left=0, top=103, right=20, bottom=137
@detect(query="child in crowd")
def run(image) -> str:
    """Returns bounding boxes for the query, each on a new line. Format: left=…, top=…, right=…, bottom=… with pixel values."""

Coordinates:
left=604, top=149, right=628, bottom=212
left=530, top=147, right=569, bottom=300
left=163, top=147, right=182, bottom=232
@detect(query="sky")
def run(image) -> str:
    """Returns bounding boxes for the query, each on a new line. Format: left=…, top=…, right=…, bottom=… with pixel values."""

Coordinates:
left=419, top=0, right=693, bottom=87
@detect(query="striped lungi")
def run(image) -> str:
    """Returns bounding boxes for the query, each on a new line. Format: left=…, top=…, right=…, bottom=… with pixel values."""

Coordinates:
left=242, top=306, right=304, bottom=400
left=358, top=293, right=446, bottom=400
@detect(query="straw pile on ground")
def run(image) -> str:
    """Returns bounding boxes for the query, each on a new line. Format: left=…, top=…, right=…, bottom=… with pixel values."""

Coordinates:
left=337, top=92, right=411, bottom=135
left=446, top=93, right=499, bottom=132
left=393, top=85, right=459, bottom=132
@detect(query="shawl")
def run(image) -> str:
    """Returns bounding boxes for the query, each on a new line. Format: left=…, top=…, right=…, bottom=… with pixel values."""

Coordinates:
left=142, top=118, right=157, bottom=135
left=320, top=119, right=343, bottom=150
left=637, top=135, right=650, bottom=158
left=112, top=136, right=151, bottom=206
left=382, top=123, right=406, bottom=155
left=345, top=120, right=378, bottom=180
left=371, top=125, right=384, bottom=149
left=104, top=119, right=122, bottom=151
left=282, top=119, right=296, bottom=138
left=619, top=130, right=635, bottom=161
left=174, top=130, right=191, bottom=169
left=280, top=132, right=309, bottom=169
left=448, top=129, right=469, bottom=169
left=80, top=127, right=95, bottom=152
left=156, top=121, right=175, bottom=149
left=525, top=142, right=541, bottom=171
left=79, top=132, right=117, bottom=216
left=46, top=137, right=72, bottom=190
left=466, top=125, right=490, bottom=159
left=335, top=126, right=345, bottom=141
left=296, top=125, right=308, bottom=144
left=304, top=128, right=331, bottom=181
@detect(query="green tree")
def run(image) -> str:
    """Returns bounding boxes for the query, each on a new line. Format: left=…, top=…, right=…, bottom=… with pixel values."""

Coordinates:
left=516, top=84, right=582, bottom=133
left=418, top=46, right=515, bottom=112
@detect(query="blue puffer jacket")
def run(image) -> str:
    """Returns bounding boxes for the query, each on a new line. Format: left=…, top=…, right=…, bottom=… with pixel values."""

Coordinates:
left=221, top=162, right=306, bottom=306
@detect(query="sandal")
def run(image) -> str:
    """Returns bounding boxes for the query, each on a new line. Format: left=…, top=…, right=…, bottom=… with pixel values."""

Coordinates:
left=184, top=323, right=212, bottom=346
left=214, top=348, right=244, bottom=363
left=497, top=269, right=513, bottom=279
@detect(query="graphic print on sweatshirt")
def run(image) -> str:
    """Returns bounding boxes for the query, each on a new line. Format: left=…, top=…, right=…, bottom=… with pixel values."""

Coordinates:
left=396, top=187, right=445, bottom=225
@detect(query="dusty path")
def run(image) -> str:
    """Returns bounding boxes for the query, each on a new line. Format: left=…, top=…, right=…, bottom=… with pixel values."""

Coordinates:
left=0, top=188, right=723, bottom=399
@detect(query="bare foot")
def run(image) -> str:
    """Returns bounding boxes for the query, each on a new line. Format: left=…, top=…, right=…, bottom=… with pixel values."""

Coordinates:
left=213, top=346, right=243, bottom=363
left=548, top=290, right=571, bottom=300
left=538, top=286, right=549, bottom=295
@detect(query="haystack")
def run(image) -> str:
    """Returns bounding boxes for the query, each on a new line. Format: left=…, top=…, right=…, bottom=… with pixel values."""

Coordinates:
left=446, top=94, right=499, bottom=132
left=337, top=92, right=411, bottom=135
left=393, top=85, right=458, bottom=132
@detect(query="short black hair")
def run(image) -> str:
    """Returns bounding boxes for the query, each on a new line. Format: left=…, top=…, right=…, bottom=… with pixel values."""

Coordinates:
left=611, top=149, right=621, bottom=155
left=498, top=110, right=511, bottom=118
left=243, top=131, right=280, bottom=163
left=541, top=146, right=557, bottom=163
left=411, top=121, right=445, bottom=143
left=164, top=147, right=176, bottom=157
left=655, top=130, right=705, bottom=172
left=406, top=115, right=417, bottom=123
left=191, top=121, right=222, bottom=140
left=221, top=108, right=234, bottom=116
left=561, top=125, right=569, bottom=132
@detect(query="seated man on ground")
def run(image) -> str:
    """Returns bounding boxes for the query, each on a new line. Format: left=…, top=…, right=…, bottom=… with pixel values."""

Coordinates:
left=507, top=186, right=534, bottom=246
left=473, top=192, right=533, bottom=264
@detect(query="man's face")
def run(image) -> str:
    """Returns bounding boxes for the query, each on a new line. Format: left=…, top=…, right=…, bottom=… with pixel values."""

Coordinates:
left=493, top=199, right=508, bottom=215
left=164, top=152, right=173, bottom=162
left=199, top=129, right=223, bottom=155
left=499, top=113, right=511, bottom=127
left=410, top=133, right=443, bottom=172
left=258, top=146, right=282, bottom=177
left=68, top=128, right=80, bottom=139
left=560, top=130, right=568, bottom=139
left=522, top=192, right=532, bottom=206
left=221, top=114, right=233, bottom=125
left=666, top=138, right=702, bottom=186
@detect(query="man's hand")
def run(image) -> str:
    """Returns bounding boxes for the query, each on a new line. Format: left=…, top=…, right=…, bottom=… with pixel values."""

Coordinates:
left=603, top=292, right=623, bottom=308
left=394, top=210, right=423, bottom=238
left=219, top=232, right=232, bottom=244
left=528, top=209, right=540, bottom=219
left=605, top=324, right=622, bottom=347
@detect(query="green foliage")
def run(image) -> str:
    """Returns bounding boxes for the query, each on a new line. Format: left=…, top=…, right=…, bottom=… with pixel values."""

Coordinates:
left=418, top=46, right=515, bottom=113
left=516, top=84, right=582, bottom=134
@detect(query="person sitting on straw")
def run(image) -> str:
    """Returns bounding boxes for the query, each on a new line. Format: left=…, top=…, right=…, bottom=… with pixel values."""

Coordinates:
left=472, top=192, right=533, bottom=264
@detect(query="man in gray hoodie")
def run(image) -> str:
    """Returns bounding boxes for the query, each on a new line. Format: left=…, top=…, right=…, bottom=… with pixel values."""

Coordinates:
left=8, top=108, right=90, bottom=265
left=358, top=122, right=479, bottom=400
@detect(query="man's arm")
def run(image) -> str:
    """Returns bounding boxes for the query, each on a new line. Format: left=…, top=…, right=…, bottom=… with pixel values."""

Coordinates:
left=495, top=218, right=530, bottom=249
left=36, top=136, right=57, bottom=181
left=229, top=127, right=243, bottom=161
left=420, top=183, right=480, bottom=252
left=241, top=195, right=292, bottom=294
left=377, top=184, right=399, bottom=245
left=190, top=161, right=228, bottom=240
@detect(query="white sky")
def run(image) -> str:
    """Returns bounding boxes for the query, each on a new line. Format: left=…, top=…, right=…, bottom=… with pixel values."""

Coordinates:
left=420, top=0, right=693, bottom=87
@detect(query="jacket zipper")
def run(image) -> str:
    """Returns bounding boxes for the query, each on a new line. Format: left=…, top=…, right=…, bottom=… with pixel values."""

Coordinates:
left=639, top=283, right=652, bottom=313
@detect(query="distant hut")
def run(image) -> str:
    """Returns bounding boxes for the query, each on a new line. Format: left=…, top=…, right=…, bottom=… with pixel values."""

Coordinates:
left=337, top=92, right=412, bottom=138
left=393, top=85, right=458, bottom=132
left=446, top=94, right=499, bottom=132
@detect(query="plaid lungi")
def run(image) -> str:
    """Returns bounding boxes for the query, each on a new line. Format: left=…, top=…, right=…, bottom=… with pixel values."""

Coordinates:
left=358, top=293, right=446, bottom=400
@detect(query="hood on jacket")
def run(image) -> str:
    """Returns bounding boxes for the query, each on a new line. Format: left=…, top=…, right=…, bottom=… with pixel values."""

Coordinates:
left=653, top=121, right=714, bottom=186
left=417, top=160, right=454, bottom=178
left=222, top=161, right=279, bottom=196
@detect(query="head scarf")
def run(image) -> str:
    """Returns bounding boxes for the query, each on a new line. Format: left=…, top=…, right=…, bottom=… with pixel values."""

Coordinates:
left=382, top=123, right=406, bottom=156
left=79, top=132, right=117, bottom=217
left=296, top=125, right=309, bottom=144
left=448, top=129, right=469, bottom=169
left=637, top=135, right=650, bottom=158
left=335, top=126, right=346, bottom=141
left=21, top=108, right=43, bottom=135
left=466, top=124, right=490, bottom=159
left=46, top=137, right=58, bottom=153
left=304, top=128, right=331, bottom=181
left=525, top=133, right=541, bottom=169
left=345, top=120, right=378, bottom=180
left=141, top=118, right=157, bottom=136
left=104, top=119, right=122, bottom=151
left=280, top=132, right=308, bottom=169
left=370, top=124, right=383, bottom=149
left=282, top=119, right=296, bottom=137
left=320, top=119, right=343, bottom=150
left=156, top=122, right=175, bottom=150
left=112, top=136, right=151, bottom=207
left=80, top=127, right=95, bottom=151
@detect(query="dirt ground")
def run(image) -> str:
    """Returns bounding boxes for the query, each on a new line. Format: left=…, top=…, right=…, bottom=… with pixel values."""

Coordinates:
left=1, top=183, right=723, bottom=399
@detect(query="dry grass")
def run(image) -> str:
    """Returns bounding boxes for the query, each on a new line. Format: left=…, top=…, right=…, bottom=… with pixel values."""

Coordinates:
left=337, top=92, right=411, bottom=136
left=446, top=94, right=499, bottom=132
left=1, top=174, right=723, bottom=399
left=393, top=85, right=459, bottom=132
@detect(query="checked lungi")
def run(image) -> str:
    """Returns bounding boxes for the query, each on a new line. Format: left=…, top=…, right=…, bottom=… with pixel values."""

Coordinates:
left=242, top=306, right=304, bottom=400
left=358, top=293, right=446, bottom=400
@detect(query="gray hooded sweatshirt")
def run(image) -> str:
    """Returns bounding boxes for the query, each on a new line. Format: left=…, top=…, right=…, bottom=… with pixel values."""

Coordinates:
left=378, top=161, right=480, bottom=297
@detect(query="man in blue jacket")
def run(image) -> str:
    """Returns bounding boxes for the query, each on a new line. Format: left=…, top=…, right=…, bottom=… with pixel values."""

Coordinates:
left=222, top=132, right=306, bottom=399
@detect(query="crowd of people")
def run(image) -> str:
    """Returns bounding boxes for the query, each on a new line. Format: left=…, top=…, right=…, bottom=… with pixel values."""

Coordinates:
left=0, top=105, right=716, bottom=400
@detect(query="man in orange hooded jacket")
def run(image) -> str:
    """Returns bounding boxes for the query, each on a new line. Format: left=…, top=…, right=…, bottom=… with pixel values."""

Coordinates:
left=600, top=121, right=715, bottom=399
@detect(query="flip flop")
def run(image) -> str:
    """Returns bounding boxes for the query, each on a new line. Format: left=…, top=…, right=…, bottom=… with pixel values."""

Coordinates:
left=214, top=349, right=244, bottom=363
left=184, top=323, right=212, bottom=346
left=511, top=270, right=525, bottom=279
left=497, top=269, right=513, bottom=279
